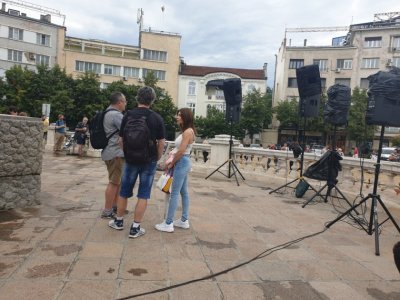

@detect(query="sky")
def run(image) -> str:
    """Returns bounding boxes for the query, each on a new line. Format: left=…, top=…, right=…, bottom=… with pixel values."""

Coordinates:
left=7, top=0, right=400, bottom=86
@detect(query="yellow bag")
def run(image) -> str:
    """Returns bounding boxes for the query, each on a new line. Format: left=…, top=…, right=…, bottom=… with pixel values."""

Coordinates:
left=156, top=171, right=173, bottom=193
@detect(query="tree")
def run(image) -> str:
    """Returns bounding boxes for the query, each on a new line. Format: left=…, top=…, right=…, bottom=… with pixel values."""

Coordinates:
left=4, top=65, right=34, bottom=112
left=151, top=89, right=178, bottom=140
left=274, top=98, right=299, bottom=129
left=195, top=106, right=230, bottom=139
left=347, top=87, right=375, bottom=145
left=240, top=89, right=272, bottom=142
left=391, top=135, right=400, bottom=147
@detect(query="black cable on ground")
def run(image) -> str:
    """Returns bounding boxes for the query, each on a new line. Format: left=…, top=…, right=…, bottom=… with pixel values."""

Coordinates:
left=115, top=227, right=328, bottom=300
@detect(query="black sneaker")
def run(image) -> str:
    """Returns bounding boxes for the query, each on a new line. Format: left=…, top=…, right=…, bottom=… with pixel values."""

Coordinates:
left=101, top=210, right=115, bottom=219
left=112, top=206, right=117, bottom=214
left=108, top=218, right=123, bottom=230
left=129, top=225, right=145, bottom=238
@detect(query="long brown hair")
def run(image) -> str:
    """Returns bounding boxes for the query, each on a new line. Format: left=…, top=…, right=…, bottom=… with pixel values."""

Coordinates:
left=177, top=108, right=196, bottom=134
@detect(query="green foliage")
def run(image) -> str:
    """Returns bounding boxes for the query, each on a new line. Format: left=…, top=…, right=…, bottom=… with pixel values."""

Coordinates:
left=392, top=135, right=400, bottom=146
left=0, top=66, right=177, bottom=137
left=347, top=88, right=375, bottom=144
left=274, top=98, right=299, bottom=129
left=195, top=107, right=229, bottom=139
left=144, top=71, right=158, bottom=88
left=241, top=89, right=272, bottom=141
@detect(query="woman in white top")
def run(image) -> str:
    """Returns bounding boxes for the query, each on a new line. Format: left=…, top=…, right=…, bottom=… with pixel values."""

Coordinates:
left=155, top=108, right=196, bottom=232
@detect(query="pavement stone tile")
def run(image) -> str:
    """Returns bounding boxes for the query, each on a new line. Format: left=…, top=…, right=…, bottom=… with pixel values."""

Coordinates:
left=207, top=259, right=259, bottom=282
left=118, top=280, right=169, bottom=299
left=11, top=257, right=73, bottom=279
left=254, top=281, right=331, bottom=300
left=350, top=280, right=400, bottom=300
left=310, top=281, right=367, bottom=300
left=58, top=280, right=117, bottom=300
left=80, top=241, right=123, bottom=258
left=0, top=279, right=64, bottom=300
left=286, top=261, right=338, bottom=281
left=0, top=257, right=25, bottom=279
left=324, top=259, right=382, bottom=280
left=31, top=241, right=82, bottom=258
left=169, top=282, right=222, bottom=299
left=68, top=258, right=120, bottom=279
left=250, top=260, right=302, bottom=281
left=0, top=226, right=53, bottom=242
left=120, top=259, right=168, bottom=281
left=168, top=258, right=211, bottom=282
left=218, top=283, right=265, bottom=299
left=47, top=225, right=90, bottom=242
left=0, top=241, right=36, bottom=257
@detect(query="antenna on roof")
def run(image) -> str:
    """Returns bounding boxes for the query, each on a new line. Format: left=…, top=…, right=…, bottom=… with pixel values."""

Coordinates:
left=137, top=8, right=144, bottom=32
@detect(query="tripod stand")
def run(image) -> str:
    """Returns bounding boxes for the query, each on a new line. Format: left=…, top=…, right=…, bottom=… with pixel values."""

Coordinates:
left=302, top=125, right=355, bottom=210
left=205, top=119, right=245, bottom=186
left=270, top=117, right=317, bottom=195
left=326, top=126, right=400, bottom=255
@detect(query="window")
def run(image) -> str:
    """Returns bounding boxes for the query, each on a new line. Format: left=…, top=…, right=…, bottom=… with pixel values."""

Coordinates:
left=187, top=102, right=196, bottom=115
left=8, top=27, right=23, bottom=40
left=36, top=54, right=50, bottom=66
left=7, top=49, right=22, bottom=62
left=336, top=59, right=353, bottom=70
left=393, top=57, right=400, bottom=68
left=360, top=78, right=369, bottom=89
left=288, top=77, right=298, bottom=88
left=143, top=49, right=167, bottom=62
left=101, top=82, right=110, bottom=89
left=123, top=67, right=139, bottom=78
left=36, top=33, right=50, bottom=46
left=393, top=37, right=400, bottom=49
left=188, top=82, right=196, bottom=95
left=215, top=89, right=224, bottom=100
left=75, top=60, right=101, bottom=74
left=289, top=59, right=304, bottom=69
left=142, top=68, right=166, bottom=80
left=104, top=64, right=121, bottom=76
left=313, top=59, right=328, bottom=71
left=335, top=78, right=351, bottom=87
left=364, top=37, right=382, bottom=48
left=362, top=58, right=379, bottom=69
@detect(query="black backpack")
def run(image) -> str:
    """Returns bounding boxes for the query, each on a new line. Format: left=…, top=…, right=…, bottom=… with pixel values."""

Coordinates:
left=123, top=110, right=154, bottom=164
left=89, top=109, right=119, bottom=149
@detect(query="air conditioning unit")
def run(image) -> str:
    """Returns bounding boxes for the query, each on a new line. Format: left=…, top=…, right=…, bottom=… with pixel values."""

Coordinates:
left=28, top=53, right=35, bottom=61
left=334, top=68, right=341, bottom=73
left=138, top=77, right=143, bottom=83
left=392, top=47, right=398, bottom=52
left=122, top=76, right=128, bottom=81
left=386, top=59, right=392, bottom=67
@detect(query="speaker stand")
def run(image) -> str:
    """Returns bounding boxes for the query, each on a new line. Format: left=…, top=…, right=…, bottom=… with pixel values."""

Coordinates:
left=302, top=125, right=356, bottom=211
left=205, top=120, right=245, bottom=186
left=326, top=126, right=400, bottom=255
left=270, top=117, right=317, bottom=195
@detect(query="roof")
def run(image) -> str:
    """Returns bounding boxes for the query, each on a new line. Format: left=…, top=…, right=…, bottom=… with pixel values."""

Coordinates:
left=180, top=64, right=265, bottom=80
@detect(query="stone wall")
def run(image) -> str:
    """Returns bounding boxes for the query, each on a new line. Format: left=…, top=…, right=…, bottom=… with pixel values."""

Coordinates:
left=0, top=114, right=43, bottom=209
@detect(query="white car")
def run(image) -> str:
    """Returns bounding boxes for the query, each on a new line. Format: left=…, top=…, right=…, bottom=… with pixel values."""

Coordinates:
left=381, top=147, right=396, bottom=161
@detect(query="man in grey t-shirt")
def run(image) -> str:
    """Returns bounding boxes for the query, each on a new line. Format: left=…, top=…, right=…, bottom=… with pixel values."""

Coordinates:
left=101, top=92, right=127, bottom=218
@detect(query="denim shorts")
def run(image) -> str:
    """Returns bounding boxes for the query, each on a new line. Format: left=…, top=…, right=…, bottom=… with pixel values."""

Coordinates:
left=119, top=160, right=157, bottom=199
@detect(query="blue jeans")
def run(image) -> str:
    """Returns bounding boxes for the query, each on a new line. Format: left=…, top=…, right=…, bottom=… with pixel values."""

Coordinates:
left=166, top=155, right=191, bottom=224
left=119, top=161, right=157, bottom=199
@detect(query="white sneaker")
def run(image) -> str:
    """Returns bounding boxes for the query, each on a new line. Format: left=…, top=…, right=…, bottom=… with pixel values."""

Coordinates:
left=173, top=219, right=190, bottom=229
left=155, top=221, right=174, bottom=232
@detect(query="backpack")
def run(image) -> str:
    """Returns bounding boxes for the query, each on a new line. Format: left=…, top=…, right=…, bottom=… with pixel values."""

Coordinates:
left=123, top=110, right=154, bottom=164
left=89, top=109, right=119, bottom=149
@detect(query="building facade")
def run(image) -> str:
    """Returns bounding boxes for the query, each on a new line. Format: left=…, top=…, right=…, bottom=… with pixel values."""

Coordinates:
left=273, top=13, right=400, bottom=146
left=178, top=63, right=267, bottom=117
left=60, top=30, right=181, bottom=102
left=0, top=4, right=65, bottom=78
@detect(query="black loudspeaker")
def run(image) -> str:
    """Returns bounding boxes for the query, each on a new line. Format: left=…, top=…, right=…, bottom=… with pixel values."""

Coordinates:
left=223, top=78, right=242, bottom=122
left=223, top=78, right=242, bottom=105
left=296, top=65, right=321, bottom=118
left=225, top=104, right=241, bottom=123
left=366, top=69, right=400, bottom=127
left=324, top=84, right=351, bottom=125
